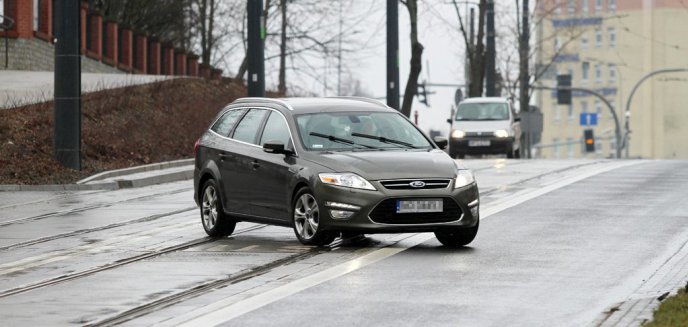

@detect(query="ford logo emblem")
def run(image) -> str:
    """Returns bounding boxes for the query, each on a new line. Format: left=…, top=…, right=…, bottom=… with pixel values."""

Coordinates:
left=409, top=181, right=426, bottom=188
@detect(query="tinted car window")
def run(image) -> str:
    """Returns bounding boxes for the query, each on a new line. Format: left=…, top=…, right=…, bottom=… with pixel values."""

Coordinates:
left=211, top=109, right=246, bottom=136
left=260, top=111, right=292, bottom=146
left=296, top=112, right=432, bottom=151
left=232, top=109, right=268, bottom=144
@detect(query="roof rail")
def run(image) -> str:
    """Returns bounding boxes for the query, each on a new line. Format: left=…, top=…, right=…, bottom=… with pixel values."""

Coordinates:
left=326, top=96, right=389, bottom=108
left=234, top=97, right=294, bottom=111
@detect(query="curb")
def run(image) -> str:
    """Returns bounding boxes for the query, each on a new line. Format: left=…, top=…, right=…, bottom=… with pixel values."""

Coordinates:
left=76, top=158, right=194, bottom=184
left=0, top=159, right=194, bottom=192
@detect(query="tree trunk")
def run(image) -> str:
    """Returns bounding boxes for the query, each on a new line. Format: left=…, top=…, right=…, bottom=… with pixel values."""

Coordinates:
left=400, top=0, right=424, bottom=118
left=200, top=0, right=208, bottom=63
left=278, top=0, right=288, bottom=95
left=468, top=0, right=487, bottom=98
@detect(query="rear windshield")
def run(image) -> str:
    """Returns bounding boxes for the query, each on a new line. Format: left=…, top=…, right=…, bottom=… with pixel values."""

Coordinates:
left=455, top=103, right=509, bottom=121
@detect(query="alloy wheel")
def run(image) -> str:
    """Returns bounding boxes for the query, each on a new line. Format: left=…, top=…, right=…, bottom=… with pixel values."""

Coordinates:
left=201, top=185, right=218, bottom=231
left=294, top=193, right=319, bottom=240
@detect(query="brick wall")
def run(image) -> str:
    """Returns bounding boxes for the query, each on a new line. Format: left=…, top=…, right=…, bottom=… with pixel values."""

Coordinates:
left=0, top=38, right=121, bottom=74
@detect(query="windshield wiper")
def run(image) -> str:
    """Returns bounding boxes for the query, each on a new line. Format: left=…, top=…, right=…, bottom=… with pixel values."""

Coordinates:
left=309, top=132, right=377, bottom=149
left=351, top=132, right=415, bottom=148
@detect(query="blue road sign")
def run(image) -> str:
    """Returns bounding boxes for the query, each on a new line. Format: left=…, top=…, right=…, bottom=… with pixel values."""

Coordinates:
left=579, top=113, right=598, bottom=126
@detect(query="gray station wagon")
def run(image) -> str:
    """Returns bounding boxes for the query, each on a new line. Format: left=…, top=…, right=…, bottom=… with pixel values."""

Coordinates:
left=194, top=97, right=480, bottom=246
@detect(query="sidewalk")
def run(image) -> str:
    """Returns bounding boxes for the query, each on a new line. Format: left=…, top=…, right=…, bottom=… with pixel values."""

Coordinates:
left=0, top=71, right=177, bottom=109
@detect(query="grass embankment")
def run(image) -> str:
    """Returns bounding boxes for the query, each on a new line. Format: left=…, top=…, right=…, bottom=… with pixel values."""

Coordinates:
left=645, top=286, right=688, bottom=327
left=0, top=78, right=247, bottom=184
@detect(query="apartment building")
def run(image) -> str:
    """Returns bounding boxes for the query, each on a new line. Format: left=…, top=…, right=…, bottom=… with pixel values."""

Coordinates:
left=536, top=0, right=688, bottom=159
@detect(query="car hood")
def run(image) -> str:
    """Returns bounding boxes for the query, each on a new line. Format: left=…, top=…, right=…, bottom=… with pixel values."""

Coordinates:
left=313, top=149, right=461, bottom=180
left=453, top=120, right=511, bottom=132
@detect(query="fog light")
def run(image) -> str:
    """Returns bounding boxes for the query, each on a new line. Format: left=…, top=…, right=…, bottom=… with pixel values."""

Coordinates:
left=470, top=206, right=479, bottom=218
left=330, top=210, right=355, bottom=219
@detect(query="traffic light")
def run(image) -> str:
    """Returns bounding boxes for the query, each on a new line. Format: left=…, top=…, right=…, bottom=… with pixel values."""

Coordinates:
left=417, top=82, right=429, bottom=106
left=557, top=74, right=572, bottom=105
left=583, top=129, right=595, bottom=153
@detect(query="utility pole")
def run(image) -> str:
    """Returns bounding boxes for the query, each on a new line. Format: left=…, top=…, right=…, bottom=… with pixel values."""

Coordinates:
left=54, top=0, right=81, bottom=170
left=464, top=7, right=475, bottom=94
left=247, top=0, right=265, bottom=97
left=337, top=0, right=343, bottom=95
left=386, top=0, right=400, bottom=110
left=519, top=0, right=530, bottom=158
left=485, top=0, right=496, bottom=96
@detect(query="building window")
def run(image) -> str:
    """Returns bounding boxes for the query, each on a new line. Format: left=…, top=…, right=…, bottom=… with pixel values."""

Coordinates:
left=567, top=0, right=575, bottom=14
left=595, top=29, right=603, bottom=48
left=567, top=138, right=574, bottom=158
left=595, top=64, right=602, bottom=84
left=608, top=27, right=616, bottom=48
left=582, top=62, right=590, bottom=83
left=554, top=37, right=561, bottom=52
left=581, top=101, right=589, bottom=113
left=554, top=138, right=561, bottom=159
left=0, top=0, right=4, bottom=18
left=610, top=138, right=616, bottom=157
left=554, top=0, right=561, bottom=15
left=596, top=139, right=604, bottom=155
left=555, top=105, right=561, bottom=121
left=608, top=100, right=616, bottom=119
left=609, top=0, right=616, bottom=11
left=582, top=0, right=589, bottom=14
left=595, top=99, right=603, bottom=118
left=581, top=35, right=588, bottom=49
left=608, top=64, right=616, bottom=84
left=33, top=0, right=41, bottom=31
left=595, top=0, right=603, bottom=12
left=568, top=104, right=575, bottom=121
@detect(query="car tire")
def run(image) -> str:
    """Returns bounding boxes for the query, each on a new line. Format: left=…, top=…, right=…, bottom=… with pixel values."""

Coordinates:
left=434, top=220, right=479, bottom=247
left=200, top=179, right=236, bottom=238
left=292, top=187, right=336, bottom=246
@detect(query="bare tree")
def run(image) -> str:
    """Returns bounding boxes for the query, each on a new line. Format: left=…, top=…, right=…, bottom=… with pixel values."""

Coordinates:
left=452, top=0, right=486, bottom=98
left=400, top=0, right=424, bottom=118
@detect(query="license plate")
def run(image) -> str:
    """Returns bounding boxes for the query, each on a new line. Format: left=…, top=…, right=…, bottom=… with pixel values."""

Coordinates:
left=396, top=199, right=443, bottom=213
left=468, top=140, right=491, bottom=147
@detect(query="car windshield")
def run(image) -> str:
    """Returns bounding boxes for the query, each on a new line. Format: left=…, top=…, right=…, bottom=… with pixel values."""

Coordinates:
left=455, top=103, right=510, bottom=121
left=296, top=112, right=433, bottom=151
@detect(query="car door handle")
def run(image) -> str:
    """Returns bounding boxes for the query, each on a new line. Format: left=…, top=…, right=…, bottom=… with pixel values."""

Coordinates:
left=250, top=161, right=260, bottom=169
left=219, top=153, right=231, bottom=161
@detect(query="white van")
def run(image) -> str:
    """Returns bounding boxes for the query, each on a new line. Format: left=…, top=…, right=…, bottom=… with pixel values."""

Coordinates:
left=449, top=97, right=522, bottom=159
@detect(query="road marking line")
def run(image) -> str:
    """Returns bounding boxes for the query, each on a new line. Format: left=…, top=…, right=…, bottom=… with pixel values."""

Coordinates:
left=174, top=160, right=644, bottom=327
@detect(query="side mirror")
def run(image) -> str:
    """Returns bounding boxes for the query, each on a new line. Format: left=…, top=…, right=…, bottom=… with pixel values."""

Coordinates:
left=433, top=136, right=448, bottom=150
left=446, top=118, right=452, bottom=124
left=514, top=117, right=521, bottom=122
left=263, top=141, right=292, bottom=155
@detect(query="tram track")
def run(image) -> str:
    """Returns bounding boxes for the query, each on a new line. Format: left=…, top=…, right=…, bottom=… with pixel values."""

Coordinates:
left=0, top=187, right=191, bottom=228
left=0, top=224, right=268, bottom=299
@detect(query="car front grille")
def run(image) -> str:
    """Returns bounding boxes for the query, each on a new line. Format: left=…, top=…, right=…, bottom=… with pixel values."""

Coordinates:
left=379, top=179, right=451, bottom=190
left=464, top=131, right=493, bottom=137
left=369, top=198, right=463, bottom=225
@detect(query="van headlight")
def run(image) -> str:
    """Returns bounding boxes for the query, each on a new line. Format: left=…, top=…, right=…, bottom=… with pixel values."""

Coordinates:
left=319, top=173, right=376, bottom=191
left=494, top=129, right=509, bottom=138
left=454, top=170, right=475, bottom=188
left=451, top=130, right=466, bottom=139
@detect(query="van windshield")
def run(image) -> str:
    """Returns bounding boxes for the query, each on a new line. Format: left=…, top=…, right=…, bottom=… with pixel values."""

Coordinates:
left=455, top=103, right=509, bottom=121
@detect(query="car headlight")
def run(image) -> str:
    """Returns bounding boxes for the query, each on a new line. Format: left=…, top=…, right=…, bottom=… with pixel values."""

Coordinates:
left=494, top=129, right=509, bottom=138
left=454, top=170, right=475, bottom=188
left=451, top=130, right=466, bottom=139
left=319, top=173, right=376, bottom=191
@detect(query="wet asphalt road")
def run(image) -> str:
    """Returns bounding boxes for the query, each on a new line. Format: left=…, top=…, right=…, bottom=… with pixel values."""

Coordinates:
left=0, top=159, right=687, bottom=326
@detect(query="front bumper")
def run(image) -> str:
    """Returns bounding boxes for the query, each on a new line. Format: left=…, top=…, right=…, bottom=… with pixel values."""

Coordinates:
left=313, top=180, right=480, bottom=233
left=450, top=137, right=514, bottom=155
